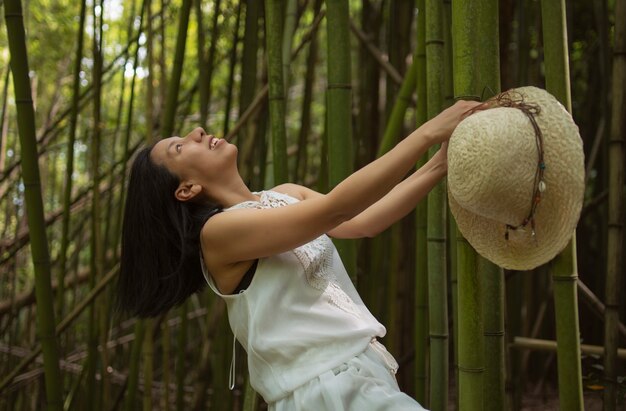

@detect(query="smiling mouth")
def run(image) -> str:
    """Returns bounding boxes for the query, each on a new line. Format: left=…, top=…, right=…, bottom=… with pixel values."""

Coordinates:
left=209, top=136, right=219, bottom=150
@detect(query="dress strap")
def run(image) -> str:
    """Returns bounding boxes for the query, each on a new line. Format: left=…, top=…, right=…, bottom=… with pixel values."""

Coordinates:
left=369, top=338, right=399, bottom=374
left=229, top=333, right=236, bottom=390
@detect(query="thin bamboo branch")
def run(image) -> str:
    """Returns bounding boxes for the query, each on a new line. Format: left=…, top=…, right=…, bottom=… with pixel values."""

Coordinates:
left=511, top=337, right=626, bottom=360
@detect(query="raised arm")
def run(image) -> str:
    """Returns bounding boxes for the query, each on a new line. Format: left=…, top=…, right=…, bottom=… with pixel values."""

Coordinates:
left=202, top=101, right=478, bottom=277
left=285, top=144, right=448, bottom=239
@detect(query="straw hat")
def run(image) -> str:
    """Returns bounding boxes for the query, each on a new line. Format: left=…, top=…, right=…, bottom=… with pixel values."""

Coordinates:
left=447, top=86, right=585, bottom=270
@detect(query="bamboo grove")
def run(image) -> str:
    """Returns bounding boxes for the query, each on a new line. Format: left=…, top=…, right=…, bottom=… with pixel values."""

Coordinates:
left=0, top=0, right=624, bottom=409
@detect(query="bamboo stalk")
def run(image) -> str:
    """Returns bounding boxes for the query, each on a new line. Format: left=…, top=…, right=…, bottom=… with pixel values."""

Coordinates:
left=425, top=0, right=448, bottom=409
left=236, top=0, right=260, bottom=182
left=86, top=0, right=105, bottom=402
left=264, top=0, right=288, bottom=185
left=473, top=1, right=505, bottom=410
left=451, top=0, right=485, bottom=408
left=604, top=0, right=625, bottom=408
left=2, top=0, right=63, bottom=408
left=161, top=0, right=192, bottom=138
left=146, top=0, right=155, bottom=141
left=294, top=0, right=322, bottom=183
left=175, top=301, right=188, bottom=411
left=281, top=0, right=298, bottom=92
left=540, top=1, right=584, bottom=409
left=414, top=0, right=428, bottom=404
left=326, top=0, right=356, bottom=278
left=349, top=19, right=403, bottom=86
left=377, top=56, right=418, bottom=157
left=223, top=2, right=243, bottom=136
left=142, top=319, right=154, bottom=411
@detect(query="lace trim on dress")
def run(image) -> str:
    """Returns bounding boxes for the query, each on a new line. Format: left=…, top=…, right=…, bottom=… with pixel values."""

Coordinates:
left=229, top=191, right=361, bottom=317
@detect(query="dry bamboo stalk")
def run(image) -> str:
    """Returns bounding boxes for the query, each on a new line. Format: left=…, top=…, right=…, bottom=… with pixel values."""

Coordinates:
left=511, top=337, right=626, bottom=360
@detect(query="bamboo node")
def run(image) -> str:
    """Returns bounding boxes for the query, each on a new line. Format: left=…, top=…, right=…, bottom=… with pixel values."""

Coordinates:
left=429, top=333, right=449, bottom=339
left=458, top=365, right=484, bottom=373
left=551, top=274, right=578, bottom=282
left=484, top=331, right=505, bottom=337
left=327, top=83, right=352, bottom=90
left=425, top=39, right=444, bottom=46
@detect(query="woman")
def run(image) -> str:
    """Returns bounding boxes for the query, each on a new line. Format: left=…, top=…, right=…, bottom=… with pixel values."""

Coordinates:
left=118, top=99, right=480, bottom=410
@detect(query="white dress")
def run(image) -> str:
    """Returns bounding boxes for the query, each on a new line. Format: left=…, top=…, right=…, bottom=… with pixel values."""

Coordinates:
left=201, top=190, right=427, bottom=410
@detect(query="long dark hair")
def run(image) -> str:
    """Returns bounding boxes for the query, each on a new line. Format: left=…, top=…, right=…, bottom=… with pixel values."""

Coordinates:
left=117, top=146, right=221, bottom=318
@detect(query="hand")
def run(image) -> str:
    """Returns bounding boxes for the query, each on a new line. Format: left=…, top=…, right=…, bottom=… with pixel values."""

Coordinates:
left=419, top=100, right=482, bottom=144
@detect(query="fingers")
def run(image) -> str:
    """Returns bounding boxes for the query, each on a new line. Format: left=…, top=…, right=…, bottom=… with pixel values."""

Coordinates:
left=456, top=100, right=485, bottom=120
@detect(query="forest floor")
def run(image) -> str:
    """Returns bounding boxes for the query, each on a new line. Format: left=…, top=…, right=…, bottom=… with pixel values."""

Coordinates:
left=445, top=382, right=612, bottom=410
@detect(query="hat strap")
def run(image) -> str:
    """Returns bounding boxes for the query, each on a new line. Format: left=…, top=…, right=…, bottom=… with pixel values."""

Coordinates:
left=495, top=92, right=546, bottom=241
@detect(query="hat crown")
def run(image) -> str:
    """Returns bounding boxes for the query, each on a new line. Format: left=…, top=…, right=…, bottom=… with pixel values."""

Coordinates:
left=448, top=107, right=538, bottom=226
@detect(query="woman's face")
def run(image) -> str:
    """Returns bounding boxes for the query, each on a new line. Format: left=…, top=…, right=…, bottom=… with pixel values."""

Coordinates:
left=151, top=127, right=238, bottom=194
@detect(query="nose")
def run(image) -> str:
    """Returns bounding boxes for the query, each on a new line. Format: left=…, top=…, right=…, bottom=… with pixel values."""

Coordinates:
left=185, top=127, right=206, bottom=142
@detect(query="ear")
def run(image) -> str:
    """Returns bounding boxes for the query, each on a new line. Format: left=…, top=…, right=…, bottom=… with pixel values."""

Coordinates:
left=175, top=183, right=202, bottom=202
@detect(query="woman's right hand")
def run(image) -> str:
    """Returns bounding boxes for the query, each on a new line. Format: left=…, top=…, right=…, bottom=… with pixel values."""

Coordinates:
left=419, top=100, right=483, bottom=144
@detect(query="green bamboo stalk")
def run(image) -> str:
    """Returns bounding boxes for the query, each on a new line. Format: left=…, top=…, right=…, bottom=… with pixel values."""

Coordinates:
left=175, top=301, right=188, bottom=411
left=124, top=320, right=145, bottom=411
left=451, top=0, right=484, bottom=408
left=162, top=319, right=171, bottom=411
left=237, top=0, right=260, bottom=180
left=355, top=1, right=381, bottom=167
left=146, top=0, right=155, bottom=141
left=604, top=0, right=625, bottom=408
left=194, top=0, right=207, bottom=129
left=120, top=5, right=146, bottom=411
left=242, top=377, right=259, bottom=411
left=281, top=0, right=298, bottom=92
left=540, top=1, right=584, bottom=409
left=3, top=1, right=63, bottom=409
left=414, top=1, right=429, bottom=404
left=56, top=0, right=86, bottom=318
left=294, top=0, right=322, bottom=183
left=326, top=0, right=356, bottom=278
left=162, top=0, right=192, bottom=138
left=442, top=1, right=458, bottom=407
left=143, top=319, right=154, bottom=411
left=86, top=0, right=105, bottom=402
left=223, top=2, right=243, bottom=136
left=113, top=0, right=145, bottom=260
left=425, top=0, right=448, bottom=409
left=264, top=0, right=288, bottom=184
left=103, top=0, right=136, bottom=257
left=377, top=56, right=418, bottom=157
left=198, top=0, right=222, bottom=129
left=475, top=1, right=505, bottom=410
left=0, top=68, right=10, bottom=173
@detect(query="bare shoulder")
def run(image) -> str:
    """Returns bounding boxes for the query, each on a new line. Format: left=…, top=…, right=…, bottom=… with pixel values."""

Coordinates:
left=271, top=183, right=324, bottom=201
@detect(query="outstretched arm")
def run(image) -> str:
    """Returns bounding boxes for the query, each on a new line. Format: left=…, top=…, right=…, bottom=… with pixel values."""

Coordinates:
left=279, top=144, right=448, bottom=238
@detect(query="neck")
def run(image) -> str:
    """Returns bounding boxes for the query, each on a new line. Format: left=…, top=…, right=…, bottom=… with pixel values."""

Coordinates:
left=209, top=174, right=259, bottom=208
